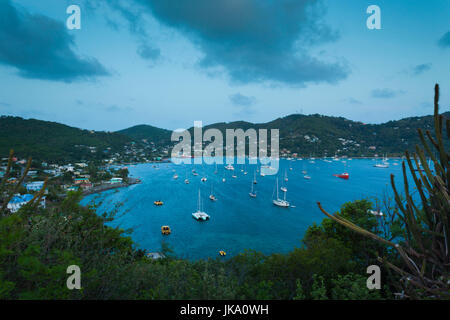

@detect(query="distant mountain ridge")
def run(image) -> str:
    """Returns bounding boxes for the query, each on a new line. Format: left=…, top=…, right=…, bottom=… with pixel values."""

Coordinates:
left=0, top=111, right=448, bottom=162
left=116, top=124, right=172, bottom=146
left=120, top=112, right=449, bottom=157
left=0, top=116, right=131, bottom=162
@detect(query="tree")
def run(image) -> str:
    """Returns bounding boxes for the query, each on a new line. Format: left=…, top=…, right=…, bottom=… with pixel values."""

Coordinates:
left=318, top=84, right=449, bottom=299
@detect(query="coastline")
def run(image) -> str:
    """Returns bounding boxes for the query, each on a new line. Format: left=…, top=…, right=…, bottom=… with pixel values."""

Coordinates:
left=82, top=177, right=141, bottom=196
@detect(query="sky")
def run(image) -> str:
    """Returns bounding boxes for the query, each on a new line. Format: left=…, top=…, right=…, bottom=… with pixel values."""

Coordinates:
left=0, top=0, right=449, bottom=131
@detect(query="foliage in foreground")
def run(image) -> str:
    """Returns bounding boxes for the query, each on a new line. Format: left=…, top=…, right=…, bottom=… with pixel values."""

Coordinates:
left=0, top=185, right=393, bottom=299
left=318, top=84, right=449, bottom=299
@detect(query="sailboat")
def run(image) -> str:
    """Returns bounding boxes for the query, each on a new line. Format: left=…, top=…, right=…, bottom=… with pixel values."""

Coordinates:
left=209, top=183, right=217, bottom=201
left=192, top=190, right=210, bottom=221
left=280, top=172, right=288, bottom=192
left=284, top=169, right=288, bottom=182
left=249, top=181, right=257, bottom=198
left=253, top=171, right=258, bottom=184
left=374, top=155, right=389, bottom=168
left=225, top=164, right=234, bottom=171
left=273, top=178, right=290, bottom=208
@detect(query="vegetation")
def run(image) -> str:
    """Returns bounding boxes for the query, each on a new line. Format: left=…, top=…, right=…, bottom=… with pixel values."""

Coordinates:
left=0, top=116, right=131, bottom=162
left=2, top=111, right=449, bottom=163
left=117, top=124, right=172, bottom=147
left=318, top=84, right=449, bottom=299
left=0, top=85, right=447, bottom=300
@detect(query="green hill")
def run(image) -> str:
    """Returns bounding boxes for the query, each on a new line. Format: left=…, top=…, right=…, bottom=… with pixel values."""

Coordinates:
left=116, top=124, right=172, bottom=146
left=1, top=111, right=448, bottom=162
left=177, top=112, right=450, bottom=157
left=0, top=116, right=131, bottom=162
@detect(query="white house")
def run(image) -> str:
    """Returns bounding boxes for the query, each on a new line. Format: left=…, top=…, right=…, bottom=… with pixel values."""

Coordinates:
left=7, top=194, right=46, bottom=213
left=25, top=181, right=45, bottom=192
left=110, top=177, right=123, bottom=184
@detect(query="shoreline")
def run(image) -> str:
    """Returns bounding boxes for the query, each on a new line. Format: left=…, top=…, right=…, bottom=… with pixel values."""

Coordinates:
left=82, top=177, right=141, bottom=196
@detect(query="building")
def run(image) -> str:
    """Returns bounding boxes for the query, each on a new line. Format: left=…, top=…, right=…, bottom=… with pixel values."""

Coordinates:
left=80, top=182, right=93, bottom=190
left=25, top=181, right=45, bottom=192
left=7, top=194, right=46, bottom=213
left=110, top=177, right=123, bottom=184
left=74, top=178, right=90, bottom=185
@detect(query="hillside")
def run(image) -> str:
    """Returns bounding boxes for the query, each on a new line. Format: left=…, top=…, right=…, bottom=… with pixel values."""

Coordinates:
left=1, top=111, right=448, bottom=162
left=116, top=124, right=172, bottom=146
left=0, top=116, right=131, bottom=162
left=176, top=112, right=450, bottom=157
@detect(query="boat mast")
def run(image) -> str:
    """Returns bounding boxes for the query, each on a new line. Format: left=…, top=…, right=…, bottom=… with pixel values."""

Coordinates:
left=276, top=178, right=279, bottom=200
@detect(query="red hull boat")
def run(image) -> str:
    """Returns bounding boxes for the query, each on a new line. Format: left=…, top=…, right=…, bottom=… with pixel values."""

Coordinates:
left=334, top=172, right=349, bottom=180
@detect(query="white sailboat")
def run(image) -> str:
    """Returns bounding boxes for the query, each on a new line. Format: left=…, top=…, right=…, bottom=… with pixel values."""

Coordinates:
left=374, top=155, right=389, bottom=168
left=253, top=170, right=258, bottom=184
left=273, top=178, right=290, bottom=208
left=225, top=164, right=234, bottom=171
left=249, top=181, right=257, bottom=198
left=192, top=190, right=210, bottom=221
left=209, top=183, right=217, bottom=201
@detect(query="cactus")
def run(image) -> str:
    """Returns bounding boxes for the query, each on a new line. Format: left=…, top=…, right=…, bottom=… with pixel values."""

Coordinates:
left=318, top=84, right=449, bottom=299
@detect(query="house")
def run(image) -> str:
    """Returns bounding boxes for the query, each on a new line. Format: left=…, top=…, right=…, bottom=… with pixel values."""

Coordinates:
left=7, top=194, right=46, bottom=213
left=74, top=178, right=90, bottom=185
left=25, top=181, right=45, bottom=192
left=80, top=182, right=93, bottom=190
left=27, top=170, right=38, bottom=177
left=110, top=177, right=123, bottom=184
left=66, top=186, right=79, bottom=192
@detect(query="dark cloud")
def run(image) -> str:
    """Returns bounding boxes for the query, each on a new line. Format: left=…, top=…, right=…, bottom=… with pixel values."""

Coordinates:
left=371, top=89, right=405, bottom=99
left=117, top=0, right=349, bottom=86
left=230, top=93, right=256, bottom=107
left=0, top=1, right=109, bottom=82
left=412, top=63, right=432, bottom=75
left=438, top=31, right=450, bottom=48
left=137, top=44, right=161, bottom=61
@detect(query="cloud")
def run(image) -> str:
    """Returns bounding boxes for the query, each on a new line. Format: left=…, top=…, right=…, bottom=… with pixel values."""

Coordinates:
left=346, top=98, right=362, bottom=105
left=0, top=1, right=109, bottom=82
left=113, top=0, right=349, bottom=86
left=371, top=89, right=405, bottom=99
left=137, top=44, right=161, bottom=61
left=229, top=93, right=256, bottom=107
left=438, top=31, right=450, bottom=48
left=106, top=105, right=133, bottom=112
left=412, top=63, right=432, bottom=75
left=0, top=101, right=11, bottom=107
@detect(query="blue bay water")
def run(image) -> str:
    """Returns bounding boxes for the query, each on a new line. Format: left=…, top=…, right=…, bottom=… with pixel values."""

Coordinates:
left=82, top=159, right=409, bottom=260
